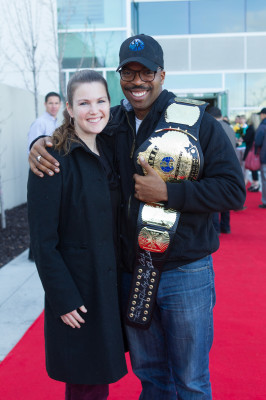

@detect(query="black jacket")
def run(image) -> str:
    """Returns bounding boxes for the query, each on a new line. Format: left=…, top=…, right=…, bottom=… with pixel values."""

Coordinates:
left=243, top=124, right=256, bottom=160
left=104, top=90, right=246, bottom=272
left=27, top=134, right=127, bottom=384
left=255, top=118, right=266, bottom=164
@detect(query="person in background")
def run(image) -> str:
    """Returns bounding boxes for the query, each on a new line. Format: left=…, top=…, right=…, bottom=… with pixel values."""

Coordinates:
left=207, top=106, right=237, bottom=234
left=255, top=107, right=266, bottom=208
left=28, top=35, right=246, bottom=400
left=28, top=92, right=61, bottom=151
left=234, top=114, right=248, bottom=184
left=243, top=113, right=261, bottom=192
left=27, top=70, right=127, bottom=400
left=222, top=115, right=231, bottom=125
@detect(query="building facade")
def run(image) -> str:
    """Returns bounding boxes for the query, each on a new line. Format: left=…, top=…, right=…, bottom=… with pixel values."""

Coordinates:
left=58, top=0, right=266, bottom=119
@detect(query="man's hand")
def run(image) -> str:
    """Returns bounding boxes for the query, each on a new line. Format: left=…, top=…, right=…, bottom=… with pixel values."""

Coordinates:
left=134, top=156, right=168, bottom=203
left=61, top=305, right=87, bottom=329
left=28, top=137, right=60, bottom=177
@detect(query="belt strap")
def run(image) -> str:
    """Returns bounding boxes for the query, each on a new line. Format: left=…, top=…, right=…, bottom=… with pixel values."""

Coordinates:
left=126, top=203, right=180, bottom=329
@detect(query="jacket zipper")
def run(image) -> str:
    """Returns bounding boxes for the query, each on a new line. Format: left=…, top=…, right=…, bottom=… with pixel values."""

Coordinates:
left=127, top=194, right=132, bottom=218
left=125, top=111, right=136, bottom=159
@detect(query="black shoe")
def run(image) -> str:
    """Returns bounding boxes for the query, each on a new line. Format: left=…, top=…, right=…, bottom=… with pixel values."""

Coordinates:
left=220, top=228, right=231, bottom=234
left=248, top=184, right=260, bottom=192
left=258, top=204, right=266, bottom=209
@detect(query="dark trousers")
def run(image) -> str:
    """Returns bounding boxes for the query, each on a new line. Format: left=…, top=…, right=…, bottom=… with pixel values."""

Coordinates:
left=252, top=170, right=259, bottom=181
left=65, top=384, right=109, bottom=400
left=213, top=211, right=230, bottom=233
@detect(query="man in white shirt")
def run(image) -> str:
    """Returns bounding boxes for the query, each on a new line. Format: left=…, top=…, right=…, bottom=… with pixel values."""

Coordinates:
left=28, top=92, right=61, bottom=151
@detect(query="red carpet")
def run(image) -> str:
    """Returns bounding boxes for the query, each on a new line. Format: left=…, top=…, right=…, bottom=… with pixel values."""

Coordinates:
left=0, top=192, right=265, bottom=399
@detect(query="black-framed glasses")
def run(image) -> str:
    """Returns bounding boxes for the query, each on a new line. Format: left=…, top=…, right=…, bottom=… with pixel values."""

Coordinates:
left=119, top=68, right=161, bottom=82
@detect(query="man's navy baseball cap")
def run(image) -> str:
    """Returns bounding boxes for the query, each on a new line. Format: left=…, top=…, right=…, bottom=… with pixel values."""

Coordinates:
left=116, top=34, right=164, bottom=72
left=257, top=107, right=266, bottom=115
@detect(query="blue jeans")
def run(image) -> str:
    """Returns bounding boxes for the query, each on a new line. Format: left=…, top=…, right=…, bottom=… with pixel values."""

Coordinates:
left=121, top=255, right=216, bottom=400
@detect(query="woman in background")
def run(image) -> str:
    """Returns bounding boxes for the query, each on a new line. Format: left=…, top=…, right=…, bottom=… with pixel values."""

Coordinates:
left=244, top=113, right=261, bottom=192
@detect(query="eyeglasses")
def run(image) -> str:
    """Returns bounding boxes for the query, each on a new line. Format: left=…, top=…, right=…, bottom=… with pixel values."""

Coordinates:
left=119, top=68, right=161, bottom=82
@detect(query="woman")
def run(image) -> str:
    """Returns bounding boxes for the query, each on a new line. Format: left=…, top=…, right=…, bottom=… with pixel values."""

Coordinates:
left=243, top=113, right=260, bottom=192
left=27, top=70, right=127, bottom=399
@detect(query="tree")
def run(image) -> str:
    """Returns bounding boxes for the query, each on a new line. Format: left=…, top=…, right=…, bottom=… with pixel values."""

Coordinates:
left=2, top=0, right=48, bottom=118
left=45, top=0, right=91, bottom=103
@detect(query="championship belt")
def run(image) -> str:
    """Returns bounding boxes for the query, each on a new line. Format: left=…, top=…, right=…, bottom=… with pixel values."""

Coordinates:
left=126, top=98, right=207, bottom=329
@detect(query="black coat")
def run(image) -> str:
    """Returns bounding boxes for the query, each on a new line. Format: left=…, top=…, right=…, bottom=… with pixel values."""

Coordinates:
left=243, top=124, right=256, bottom=160
left=27, top=133, right=127, bottom=385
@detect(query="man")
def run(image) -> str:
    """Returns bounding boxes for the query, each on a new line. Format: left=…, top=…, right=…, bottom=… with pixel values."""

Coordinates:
left=207, top=106, right=236, bottom=149
left=207, top=106, right=236, bottom=233
left=28, top=35, right=245, bottom=399
left=255, top=107, right=266, bottom=209
left=28, top=92, right=61, bottom=151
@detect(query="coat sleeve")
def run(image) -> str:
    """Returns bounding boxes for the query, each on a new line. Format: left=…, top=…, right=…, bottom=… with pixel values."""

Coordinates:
left=255, top=124, right=265, bottom=148
left=166, top=113, right=246, bottom=213
left=27, top=158, right=84, bottom=318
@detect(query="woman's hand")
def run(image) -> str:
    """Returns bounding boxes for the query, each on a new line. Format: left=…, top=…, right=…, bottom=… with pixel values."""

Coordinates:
left=28, top=137, right=61, bottom=177
left=61, top=305, right=87, bottom=329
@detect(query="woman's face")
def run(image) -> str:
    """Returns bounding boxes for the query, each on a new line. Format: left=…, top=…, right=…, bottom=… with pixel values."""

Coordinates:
left=67, top=81, right=110, bottom=139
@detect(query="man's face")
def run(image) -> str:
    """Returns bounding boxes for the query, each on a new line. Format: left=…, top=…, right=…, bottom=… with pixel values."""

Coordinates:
left=260, top=113, right=266, bottom=121
left=45, top=96, right=61, bottom=117
left=119, top=62, right=165, bottom=120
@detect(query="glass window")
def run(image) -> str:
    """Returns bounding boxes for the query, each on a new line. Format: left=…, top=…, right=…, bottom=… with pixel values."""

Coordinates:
left=247, top=0, right=266, bottom=32
left=191, top=37, right=245, bottom=70
left=164, top=74, right=223, bottom=91
left=59, top=31, right=125, bottom=69
left=159, top=38, right=189, bottom=72
left=107, top=71, right=124, bottom=107
left=190, top=0, right=245, bottom=34
left=225, top=73, right=245, bottom=108
left=246, top=73, right=266, bottom=108
left=57, top=0, right=126, bottom=29
left=131, top=2, right=139, bottom=35
left=135, top=1, right=189, bottom=35
left=247, top=36, right=266, bottom=69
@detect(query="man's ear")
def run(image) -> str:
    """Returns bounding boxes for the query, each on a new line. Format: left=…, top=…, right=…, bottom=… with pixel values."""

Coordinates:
left=160, top=70, right=166, bottom=85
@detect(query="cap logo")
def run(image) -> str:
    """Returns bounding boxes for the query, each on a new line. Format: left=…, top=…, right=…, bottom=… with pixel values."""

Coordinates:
left=129, top=38, right=144, bottom=52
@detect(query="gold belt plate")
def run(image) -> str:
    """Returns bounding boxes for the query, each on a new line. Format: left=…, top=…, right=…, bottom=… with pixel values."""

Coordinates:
left=141, top=203, right=177, bottom=230
left=138, top=227, right=170, bottom=253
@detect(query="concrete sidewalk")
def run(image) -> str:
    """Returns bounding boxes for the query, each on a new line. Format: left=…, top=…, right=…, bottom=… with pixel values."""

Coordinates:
left=0, top=249, right=44, bottom=361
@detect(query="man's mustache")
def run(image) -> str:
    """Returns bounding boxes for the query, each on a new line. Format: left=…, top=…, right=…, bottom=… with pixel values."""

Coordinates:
left=124, top=85, right=150, bottom=91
